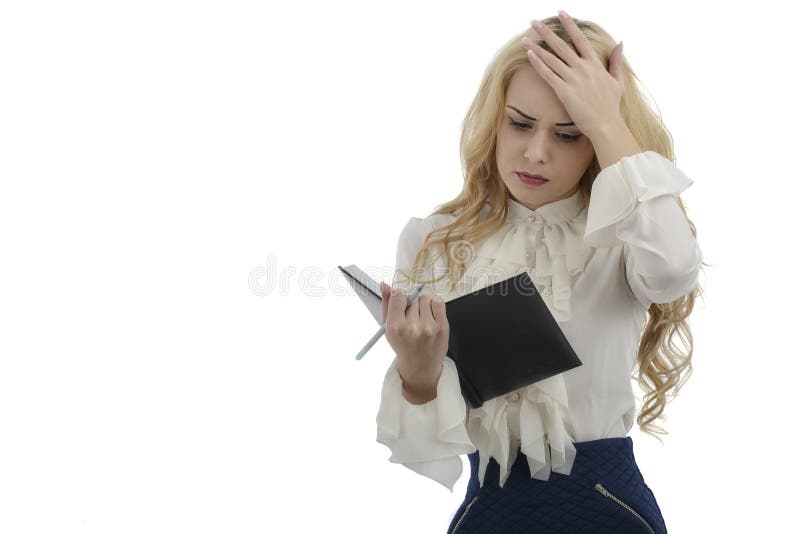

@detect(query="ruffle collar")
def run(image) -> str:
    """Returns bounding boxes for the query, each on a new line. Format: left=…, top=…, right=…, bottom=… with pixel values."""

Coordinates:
left=440, top=189, right=590, bottom=488
left=506, top=188, right=586, bottom=225
left=459, top=189, right=595, bottom=323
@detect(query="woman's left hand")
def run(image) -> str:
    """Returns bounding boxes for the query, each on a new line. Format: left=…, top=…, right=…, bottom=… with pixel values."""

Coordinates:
left=523, top=10, right=625, bottom=139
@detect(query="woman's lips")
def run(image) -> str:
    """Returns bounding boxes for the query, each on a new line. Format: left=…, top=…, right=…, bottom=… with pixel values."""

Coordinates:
left=516, top=171, right=549, bottom=185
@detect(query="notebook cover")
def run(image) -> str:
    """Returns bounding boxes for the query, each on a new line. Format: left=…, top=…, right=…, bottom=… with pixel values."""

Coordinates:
left=338, top=264, right=384, bottom=325
left=444, top=271, right=582, bottom=409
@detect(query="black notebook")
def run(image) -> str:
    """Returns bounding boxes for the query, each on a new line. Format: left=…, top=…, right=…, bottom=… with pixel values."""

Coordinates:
left=339, top=266, right=583, bottom=409
left=442, top=272, right=583, bottom=408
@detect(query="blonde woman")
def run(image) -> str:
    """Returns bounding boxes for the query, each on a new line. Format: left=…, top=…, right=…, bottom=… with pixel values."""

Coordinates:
left=376, top=10, right=704, bottom=534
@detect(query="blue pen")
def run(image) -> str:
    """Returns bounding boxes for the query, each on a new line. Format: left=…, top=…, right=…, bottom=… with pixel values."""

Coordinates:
left=355, top=284, right=426, bottom=360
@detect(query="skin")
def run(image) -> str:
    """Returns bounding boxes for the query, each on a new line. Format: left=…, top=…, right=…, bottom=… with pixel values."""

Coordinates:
left=495, top=66, right=596, bottom=211
left=523, top=11, right=639, bottom=171
left=380, top=282, right=447, bottom=404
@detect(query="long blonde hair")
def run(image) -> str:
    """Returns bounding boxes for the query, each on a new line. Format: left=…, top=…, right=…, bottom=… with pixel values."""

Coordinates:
left=399, top=15, right=708, bottom=441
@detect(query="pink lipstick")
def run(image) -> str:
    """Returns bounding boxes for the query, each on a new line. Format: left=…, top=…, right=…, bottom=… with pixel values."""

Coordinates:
left=516, top=171, right=549, bottom=186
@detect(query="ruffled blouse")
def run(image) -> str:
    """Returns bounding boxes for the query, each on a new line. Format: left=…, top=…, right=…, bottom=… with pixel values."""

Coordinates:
left=376, top=150, right=703, bottom=491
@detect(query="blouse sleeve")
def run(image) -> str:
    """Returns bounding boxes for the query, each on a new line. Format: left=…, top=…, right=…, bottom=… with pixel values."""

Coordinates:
left=375, top=216, right=477, bottom=492
left=583, top=151, right=703, bottom=307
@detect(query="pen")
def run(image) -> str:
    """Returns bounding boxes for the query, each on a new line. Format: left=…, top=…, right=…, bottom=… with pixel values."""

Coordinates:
left=355, top=284, right=426, bottom=360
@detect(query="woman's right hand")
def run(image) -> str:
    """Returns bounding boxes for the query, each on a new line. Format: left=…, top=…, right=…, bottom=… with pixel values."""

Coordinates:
left=380, top=281, right=449, bottom=395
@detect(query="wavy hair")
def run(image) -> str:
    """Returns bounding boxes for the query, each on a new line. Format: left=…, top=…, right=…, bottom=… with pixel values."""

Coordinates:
left=396, top=15, right=708, bottom=441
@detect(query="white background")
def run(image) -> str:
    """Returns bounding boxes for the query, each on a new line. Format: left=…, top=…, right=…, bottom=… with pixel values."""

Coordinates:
left=1, top=1, right=796, bottom=532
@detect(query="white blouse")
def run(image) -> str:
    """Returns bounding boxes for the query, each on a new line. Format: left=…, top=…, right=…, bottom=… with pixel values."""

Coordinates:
left=375, top=150, right=703, bottom=492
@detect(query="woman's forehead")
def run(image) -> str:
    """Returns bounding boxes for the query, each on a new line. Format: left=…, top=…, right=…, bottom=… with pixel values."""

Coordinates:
left=505, top=68, right=569, bottom=120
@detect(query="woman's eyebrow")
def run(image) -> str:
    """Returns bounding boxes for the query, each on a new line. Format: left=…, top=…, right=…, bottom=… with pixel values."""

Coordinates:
left=506, top=105, right=575, bottom=126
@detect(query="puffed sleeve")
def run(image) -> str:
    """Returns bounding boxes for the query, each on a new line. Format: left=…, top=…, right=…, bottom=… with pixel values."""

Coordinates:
left=375, top=216, right=477, bottom=492
left=583, top=151, right=703, bottom=307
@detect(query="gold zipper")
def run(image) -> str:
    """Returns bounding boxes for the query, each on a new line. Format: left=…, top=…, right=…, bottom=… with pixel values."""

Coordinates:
left=450, top=495, right=478, bottom=534
left=594, top=483, right=656, bottom=534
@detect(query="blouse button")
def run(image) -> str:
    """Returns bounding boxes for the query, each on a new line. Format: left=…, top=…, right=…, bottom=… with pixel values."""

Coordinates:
left=528, top=214, right=538, bottom=223
left=505, top=392, right=520, bottom=402
left=541, top=286, right=552, bottom=296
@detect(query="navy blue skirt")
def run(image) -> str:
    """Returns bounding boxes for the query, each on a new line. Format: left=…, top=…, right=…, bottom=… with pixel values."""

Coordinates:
left=446, top=436, right=667, bottom=534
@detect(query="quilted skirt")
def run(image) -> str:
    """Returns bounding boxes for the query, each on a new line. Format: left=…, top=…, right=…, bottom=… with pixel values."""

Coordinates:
left=446, top=436, right=667, bottom=534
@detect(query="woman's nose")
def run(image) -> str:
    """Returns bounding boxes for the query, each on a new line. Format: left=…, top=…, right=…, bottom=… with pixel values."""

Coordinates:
left=524, top=131, right=550, bottom=161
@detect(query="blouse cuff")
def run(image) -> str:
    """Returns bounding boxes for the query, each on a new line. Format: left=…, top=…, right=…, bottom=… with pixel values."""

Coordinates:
left=376, top=356, right=477, bottom=491
left=584, top=150, right=694, bottom=248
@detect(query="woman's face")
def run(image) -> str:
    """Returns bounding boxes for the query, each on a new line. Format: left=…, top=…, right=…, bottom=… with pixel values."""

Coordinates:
left=495, top=67, right=596, bottom=211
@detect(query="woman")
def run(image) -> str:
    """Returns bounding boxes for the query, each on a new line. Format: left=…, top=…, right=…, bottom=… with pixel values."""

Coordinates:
left=376, top=10, right=703, bottom=533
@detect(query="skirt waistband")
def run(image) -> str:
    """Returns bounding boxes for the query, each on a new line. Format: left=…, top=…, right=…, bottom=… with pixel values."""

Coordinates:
left=451, top=436, right=668, bottom=533
left=466, top=436, right=635, bottom=491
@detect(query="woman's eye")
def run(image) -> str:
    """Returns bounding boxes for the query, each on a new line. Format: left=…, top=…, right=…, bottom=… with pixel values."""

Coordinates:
left=508, top=119, right=582, bottom=143
left=556, top=132, right=582, bottom=142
